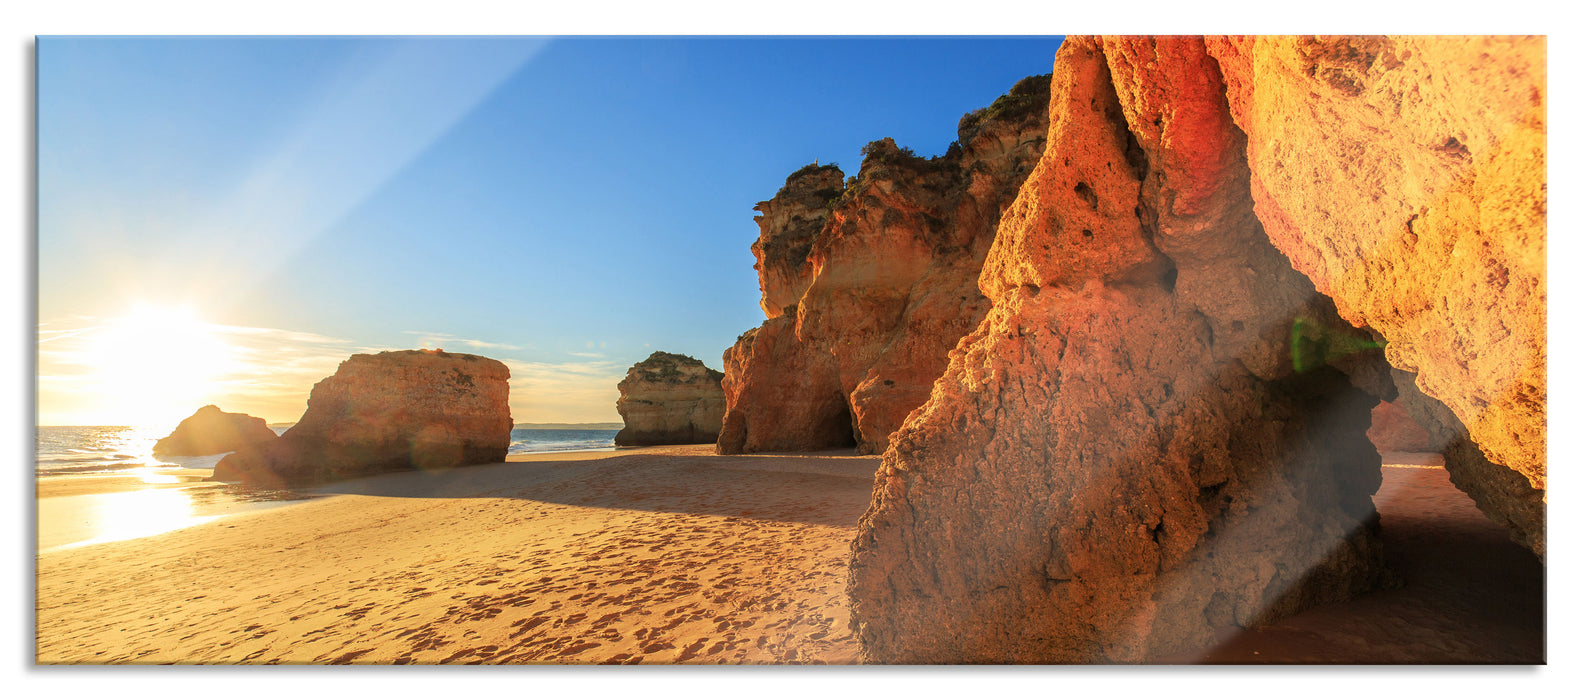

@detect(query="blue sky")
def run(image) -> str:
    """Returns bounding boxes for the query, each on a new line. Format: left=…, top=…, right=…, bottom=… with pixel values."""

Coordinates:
left=36, top=36, right=1064, bottom=425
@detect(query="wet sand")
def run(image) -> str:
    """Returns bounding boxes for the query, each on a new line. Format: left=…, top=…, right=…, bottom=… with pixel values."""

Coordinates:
left=34, top=447, right=1542, bottom=664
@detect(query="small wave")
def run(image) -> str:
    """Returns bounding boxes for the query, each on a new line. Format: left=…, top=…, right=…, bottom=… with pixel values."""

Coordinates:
left=510, top=441, right=616, bottom=454
left=36, top=454, right=122, bottom=465
left=35, top=462, right=164, bottom=476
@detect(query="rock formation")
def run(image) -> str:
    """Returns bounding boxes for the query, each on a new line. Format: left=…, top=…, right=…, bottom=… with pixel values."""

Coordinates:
left=152, top=405, right=277, bottom=456
left=719, top=73, right=1052, bottom=455
left=613, top=352, right=726, bottom=446
left=1385, top=367, right=1545, bottom=558
left=750, top=164, right=844, bottom=319
left=1206, top=36, right=1546, bottom=558
left=849, top=36, right=1388, bottom=663
left=212, top=350, right=511, bottom=487
left=846, top=35, right=1545, bottom=663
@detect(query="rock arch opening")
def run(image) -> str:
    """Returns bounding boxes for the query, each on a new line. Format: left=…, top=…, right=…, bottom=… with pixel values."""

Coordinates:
left=847, top=35, right=1544, bottom=663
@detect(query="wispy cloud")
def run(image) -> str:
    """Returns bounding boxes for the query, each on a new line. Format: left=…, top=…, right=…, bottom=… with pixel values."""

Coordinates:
left=401, top=330, right=523, bottom=352
left=36, top=315, right=624, bottom=426
left=35, top=325, right=106, bottom=344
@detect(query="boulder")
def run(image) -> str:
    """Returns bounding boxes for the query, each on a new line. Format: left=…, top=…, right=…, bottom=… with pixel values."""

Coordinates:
left=152, top=405, right=277, bottom=456
left=613, top=351, right=726, bottom=446
left=849, top=36, right=1393, bottom=663
left=1205, top=36, right=1545, bottom=556
left=720, top=73, right=1051, bottom=455
left=212, top=350, right=511, bottom=486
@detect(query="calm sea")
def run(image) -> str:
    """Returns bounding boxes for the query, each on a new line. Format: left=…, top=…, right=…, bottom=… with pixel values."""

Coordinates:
left=35, top=426, right=619, bottom=476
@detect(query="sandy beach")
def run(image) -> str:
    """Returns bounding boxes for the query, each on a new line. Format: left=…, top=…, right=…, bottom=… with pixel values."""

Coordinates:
left=34, top=447, right=1542, bottom=664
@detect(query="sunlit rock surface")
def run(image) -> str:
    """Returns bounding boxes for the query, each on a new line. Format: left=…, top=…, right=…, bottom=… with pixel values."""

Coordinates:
left=213, top=350, right=511, bottom=486
left=847, top=34, right=1545, bottom=662
left=152, top=405, right=277, bottom=456
left=751, top=165, right=844, bottom=319
left=614, top=352, right=726, bottom=446
left=720, top=73, right=1051, bottom=455
left=849, top=36, right=1395, bottom=664
left=1206, top=36, right=1546, bottom=556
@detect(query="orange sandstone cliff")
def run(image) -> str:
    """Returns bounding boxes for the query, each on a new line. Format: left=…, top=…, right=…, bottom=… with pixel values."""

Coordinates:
left=847, top=35, right=1544, bottom=663
left=1206, top=36, right=1546, bottom=557
left=719, top=74, right=1051, bottom=455
left=213, top=350, right=512, bottom=486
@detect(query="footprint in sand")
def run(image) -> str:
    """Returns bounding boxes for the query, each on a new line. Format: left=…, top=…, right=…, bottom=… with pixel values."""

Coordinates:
left=328, top=648, right=374, bottom=664
left=675, top=638, right=707, bottom=662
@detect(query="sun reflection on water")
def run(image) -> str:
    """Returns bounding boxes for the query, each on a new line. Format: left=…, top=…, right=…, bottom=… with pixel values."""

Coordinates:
left=103, top=425, right=175, bottom=468
left=48, top=488, right=219, bottom=551
left=131, top=468, right=180, bottom=484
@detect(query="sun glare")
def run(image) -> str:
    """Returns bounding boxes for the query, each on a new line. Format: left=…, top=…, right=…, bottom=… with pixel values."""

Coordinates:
left=84, top=305, right=237, bottom=429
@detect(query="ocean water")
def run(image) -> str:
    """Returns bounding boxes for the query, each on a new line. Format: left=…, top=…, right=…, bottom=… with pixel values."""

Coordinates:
left=507, top=428, right=619, bottom=455
left=35, top=426, right=620, bottom=476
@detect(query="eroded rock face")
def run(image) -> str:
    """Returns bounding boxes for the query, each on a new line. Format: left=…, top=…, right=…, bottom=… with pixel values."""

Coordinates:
left=1387, top=367, right=1545, bottom=557
left=751, top=165, right=845, bottom=319
left=614, top=352, right=726, bottom=446
left=213, top=350, right=511, bottom=486
left=1205, top=36, right=1546, bottom=548
left=720, top=73, right=1051, bottom=455
left=153, top=405, right=277, bottom=456
left=718, top=319, right=853, bottom=454
left=849, top=36, right=1393, bottom=663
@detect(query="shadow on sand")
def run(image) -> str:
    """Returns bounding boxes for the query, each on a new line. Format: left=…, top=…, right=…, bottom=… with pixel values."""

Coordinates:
left=296, top=449, right=882, bottom=529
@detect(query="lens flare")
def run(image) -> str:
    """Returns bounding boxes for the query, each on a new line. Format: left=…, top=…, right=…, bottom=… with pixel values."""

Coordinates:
left=1290, top=316, right=1386, bottom=373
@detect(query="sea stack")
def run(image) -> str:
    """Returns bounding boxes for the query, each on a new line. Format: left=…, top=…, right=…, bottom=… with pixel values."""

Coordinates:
left=719, top=73, right=1051, bottom=455
left=152, top=405, right=278, bottom=456
left=614, top=352, right=726, bottom=446
left=213, top=350, right=512, bottom=487
left=847, top=35, right=1545, bottom=663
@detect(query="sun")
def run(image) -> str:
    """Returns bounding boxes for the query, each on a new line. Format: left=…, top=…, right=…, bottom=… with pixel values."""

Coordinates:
left=83, top=304, right=237, bottom=428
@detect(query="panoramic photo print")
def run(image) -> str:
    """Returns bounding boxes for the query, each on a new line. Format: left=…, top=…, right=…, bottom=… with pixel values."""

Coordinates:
left=34, top=34, right=1545, bottom=665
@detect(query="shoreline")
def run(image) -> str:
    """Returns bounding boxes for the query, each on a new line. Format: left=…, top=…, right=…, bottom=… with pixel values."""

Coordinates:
left=34, top=448, right=1541, bottom=664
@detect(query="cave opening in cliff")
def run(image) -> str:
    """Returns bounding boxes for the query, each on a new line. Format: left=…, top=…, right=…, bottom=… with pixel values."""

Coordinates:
left=827, top=393, right=858, bottom=450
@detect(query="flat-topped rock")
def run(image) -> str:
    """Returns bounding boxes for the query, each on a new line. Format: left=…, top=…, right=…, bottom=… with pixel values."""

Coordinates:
left=213, top=350, right=512, bottom=486
left=614, top=352, right=726, bottom=446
